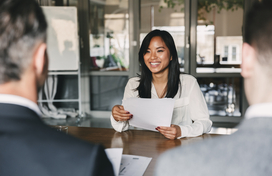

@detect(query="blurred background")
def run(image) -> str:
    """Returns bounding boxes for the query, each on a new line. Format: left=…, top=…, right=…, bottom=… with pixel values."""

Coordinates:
left=37, top=0, right=251, bottom=129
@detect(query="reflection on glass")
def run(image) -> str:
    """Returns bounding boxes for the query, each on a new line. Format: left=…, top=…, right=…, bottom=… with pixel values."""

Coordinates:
left=140, top=0, right=185, bottom=70
left=90, top=76, right=128, bottom=111
left=197, top=77, right=241, bottom=117
left=89, top=0, right=129, bottom=71
left=197, top=0, right=243, bottom=73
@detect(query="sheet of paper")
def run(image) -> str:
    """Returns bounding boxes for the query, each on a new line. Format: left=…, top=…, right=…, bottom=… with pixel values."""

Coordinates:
left=123, top=98, right=175, bottom=131
left=119, top=155, right=152, bottom=176
left=105, top=148, right=123, bottom=176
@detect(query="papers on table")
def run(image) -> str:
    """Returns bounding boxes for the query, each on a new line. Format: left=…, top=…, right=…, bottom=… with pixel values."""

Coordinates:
left=105, top=148, right=152, bottom=176
left=123, top=98, right=175, bottom=131
left=119, top=155, right=152, bottom=176
left=105, top=148, right=123, bottom=176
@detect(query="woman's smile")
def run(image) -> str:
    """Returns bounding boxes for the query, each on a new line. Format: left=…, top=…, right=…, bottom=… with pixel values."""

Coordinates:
left=150, top=62, right=161, bottom=67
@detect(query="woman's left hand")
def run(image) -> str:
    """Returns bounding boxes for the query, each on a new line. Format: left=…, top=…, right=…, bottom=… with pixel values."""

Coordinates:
left=156, top=124, right=182, bottom=140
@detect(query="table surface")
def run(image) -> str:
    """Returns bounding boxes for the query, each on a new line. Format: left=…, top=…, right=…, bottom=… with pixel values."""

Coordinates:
left=67, top=126, right=222, bottom=176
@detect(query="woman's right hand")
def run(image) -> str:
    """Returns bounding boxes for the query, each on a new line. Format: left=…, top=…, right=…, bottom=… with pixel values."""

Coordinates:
left=112, top=105, right=133, bottom=122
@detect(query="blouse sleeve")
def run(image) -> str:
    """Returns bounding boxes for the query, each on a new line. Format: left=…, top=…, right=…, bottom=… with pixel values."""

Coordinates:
left=178, top=79, right=212, bottom=138
left=110, top=78, right=138, bottom=132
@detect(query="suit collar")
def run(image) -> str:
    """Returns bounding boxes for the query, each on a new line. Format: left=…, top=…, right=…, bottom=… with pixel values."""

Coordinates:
left=0, top=94, right=41, bottom=116
left=245, top=102, right=272, bottom=120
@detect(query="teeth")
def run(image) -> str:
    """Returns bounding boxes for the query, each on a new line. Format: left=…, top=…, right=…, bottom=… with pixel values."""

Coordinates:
left=151, top=63, right=160, bottom=65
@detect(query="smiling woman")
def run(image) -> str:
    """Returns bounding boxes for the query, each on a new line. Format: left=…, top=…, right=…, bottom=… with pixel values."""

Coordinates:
left=143, top=36, right=172, bottom=99
left=111, top=30, right=212, bottom=140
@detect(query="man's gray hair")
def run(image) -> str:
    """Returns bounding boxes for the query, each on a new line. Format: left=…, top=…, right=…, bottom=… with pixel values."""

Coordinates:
left=0, top=0, right=47, bottom=84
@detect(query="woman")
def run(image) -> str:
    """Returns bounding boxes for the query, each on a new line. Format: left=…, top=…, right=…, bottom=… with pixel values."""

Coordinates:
left=111, top=30, right=212, bottom=139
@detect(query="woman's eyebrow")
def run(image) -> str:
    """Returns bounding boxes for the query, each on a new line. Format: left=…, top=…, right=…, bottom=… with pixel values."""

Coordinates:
left=156, top=46, right=165, bottom=49
left=146, top=46, right=165, bottom=50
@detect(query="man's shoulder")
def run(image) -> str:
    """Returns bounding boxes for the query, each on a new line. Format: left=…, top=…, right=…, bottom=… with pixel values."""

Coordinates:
left=155, top=135, right=237, bottom=176
left=155, top=124, right=272, bottom=176
left=0, top=120, right=113, bottom=176
left=48, top=131, right=114, bottom=176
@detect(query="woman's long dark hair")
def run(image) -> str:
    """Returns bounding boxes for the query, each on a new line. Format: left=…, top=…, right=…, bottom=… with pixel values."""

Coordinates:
left=136, top=29, right=181, bottom=98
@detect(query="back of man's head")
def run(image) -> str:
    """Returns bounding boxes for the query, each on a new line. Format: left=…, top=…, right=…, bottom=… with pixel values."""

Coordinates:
left=0, top=0, right=47, bottom=84
left=245, top=0, right=272, bottom=72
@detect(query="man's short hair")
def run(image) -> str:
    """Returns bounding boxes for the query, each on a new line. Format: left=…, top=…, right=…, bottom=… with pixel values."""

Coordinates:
left=245, top=0, right=272, bottom=69
left=0, top=0, right=47, bottom=84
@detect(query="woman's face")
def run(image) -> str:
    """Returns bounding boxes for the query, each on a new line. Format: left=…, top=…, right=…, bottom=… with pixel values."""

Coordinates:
left=143, top=36, right=172, bottom=75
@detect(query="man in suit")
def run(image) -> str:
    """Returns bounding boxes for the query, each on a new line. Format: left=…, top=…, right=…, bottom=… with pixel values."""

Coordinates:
left=155, top=0, right=272, bottom=175
left=0, top=0, right=114, bottom=175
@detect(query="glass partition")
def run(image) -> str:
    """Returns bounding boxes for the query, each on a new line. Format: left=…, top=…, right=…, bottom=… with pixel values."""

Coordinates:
left=196, top=0, right=243, bottom=73
left=89, top=0, right=129, bottom=71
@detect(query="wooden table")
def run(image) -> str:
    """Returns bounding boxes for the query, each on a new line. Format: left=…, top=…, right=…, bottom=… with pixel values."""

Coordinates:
left=67, top=126, right=221, bottom=176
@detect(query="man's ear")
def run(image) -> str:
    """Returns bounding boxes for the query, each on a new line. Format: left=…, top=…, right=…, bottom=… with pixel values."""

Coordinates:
left=33, top=43, right=47, bottom=75
left=241, top=43, right=256, bottom=78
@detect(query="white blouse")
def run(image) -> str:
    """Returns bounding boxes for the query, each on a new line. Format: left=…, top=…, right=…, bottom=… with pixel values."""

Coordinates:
left=110, top=74, right=212, bottom=138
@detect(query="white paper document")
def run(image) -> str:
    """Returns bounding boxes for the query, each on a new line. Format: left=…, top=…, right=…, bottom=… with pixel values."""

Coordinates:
left=119, top=155, right=152, bottom=176
left=123, top=98, right=175, bottom=131
left=105, top=148, right=123, bottom=176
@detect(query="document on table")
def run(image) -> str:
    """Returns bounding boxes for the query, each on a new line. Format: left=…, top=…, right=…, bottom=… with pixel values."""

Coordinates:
left=105, top=148, right=123, bottom=176
left=119, top=155, right=152, bottom=176
left=105, top=148, right=152, bottom=176
left=123, top=98, right=175, bottom=131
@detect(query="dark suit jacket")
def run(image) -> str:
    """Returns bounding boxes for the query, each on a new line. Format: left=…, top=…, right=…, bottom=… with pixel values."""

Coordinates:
left=155, top=117, right=272, bottom=176
left=0, top=103, right=114, bottom=176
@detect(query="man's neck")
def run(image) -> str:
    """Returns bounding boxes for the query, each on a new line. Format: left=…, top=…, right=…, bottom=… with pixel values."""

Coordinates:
left=0, top=76, right=38, bottom=104
left=247, top=69, right=272, bottom=105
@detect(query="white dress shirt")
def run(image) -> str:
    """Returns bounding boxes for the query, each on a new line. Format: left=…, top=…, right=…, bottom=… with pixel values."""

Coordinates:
left=111, top=74, right=212, bottom=138
left=0, top=94, right=41, bottom=116
left=244, top=102, right=272, bottom=119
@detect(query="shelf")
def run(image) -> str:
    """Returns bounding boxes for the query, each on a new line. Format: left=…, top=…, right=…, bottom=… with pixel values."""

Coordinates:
left=48, top=71, right=79, bottom=75
left=38, top=99, right=79, bottom=102
left=197, top=67, right=241, bottom=73
left=195, top=73, right=241, bottom=78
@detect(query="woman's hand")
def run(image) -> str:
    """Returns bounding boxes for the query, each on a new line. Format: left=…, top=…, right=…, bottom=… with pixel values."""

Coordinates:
left=156, top=124, right=182, bottom=140
left=112, top=105, right=133, bottom=122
